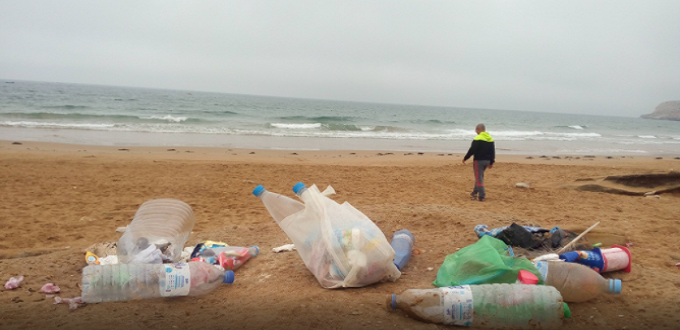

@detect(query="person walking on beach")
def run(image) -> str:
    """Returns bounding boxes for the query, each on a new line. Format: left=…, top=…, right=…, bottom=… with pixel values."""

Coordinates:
left=462, top=123, right=495, bottom=202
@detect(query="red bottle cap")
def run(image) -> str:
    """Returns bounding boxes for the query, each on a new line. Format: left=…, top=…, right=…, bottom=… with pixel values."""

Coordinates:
left=517, top=270, right=539, bottom=285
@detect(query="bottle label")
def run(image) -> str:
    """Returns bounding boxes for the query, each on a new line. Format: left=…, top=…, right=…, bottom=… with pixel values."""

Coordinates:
left=160, top=263, right=191, bottom=297
left=535, top=261, right=549, bottom=281
left=441, top=286, right=474, bottom=326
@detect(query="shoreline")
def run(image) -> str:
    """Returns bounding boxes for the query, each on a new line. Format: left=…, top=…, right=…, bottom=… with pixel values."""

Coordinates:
left=3, top=140, right=679, bottom=169
left=1, top=126, right=679, bottom=157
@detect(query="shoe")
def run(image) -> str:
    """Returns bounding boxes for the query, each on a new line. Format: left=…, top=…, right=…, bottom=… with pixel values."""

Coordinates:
left=478, top=198, right=485, bottom=202
left=470, top=193, right=477, bottom=201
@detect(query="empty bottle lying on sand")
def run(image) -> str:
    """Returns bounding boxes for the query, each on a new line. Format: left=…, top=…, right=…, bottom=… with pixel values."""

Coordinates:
left=391, top=229, right=415, bottom=271
left=194, top=245, right=260, bottom=271
left=81, top=261, right=235, bottom=303
left=252, top=185, right=305, bottom=223
left=117, top=198, right=196, bottom=264
left=388, top=284, right=570, bottom=329
left=534, top=261, right=621, bottom=302
left=559, top=245, right=632, bottom=273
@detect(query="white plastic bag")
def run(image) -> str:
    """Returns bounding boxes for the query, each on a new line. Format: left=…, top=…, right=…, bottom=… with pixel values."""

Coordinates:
left=280, top=184, right=400, bottom=289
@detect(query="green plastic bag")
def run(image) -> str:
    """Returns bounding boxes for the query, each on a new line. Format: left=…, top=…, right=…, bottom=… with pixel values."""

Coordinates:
left=433, top=235, right=543, bottom=287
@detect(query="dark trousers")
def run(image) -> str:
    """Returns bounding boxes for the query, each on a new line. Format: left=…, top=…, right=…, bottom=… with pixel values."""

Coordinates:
left=472, top=160, right=490, bottom=200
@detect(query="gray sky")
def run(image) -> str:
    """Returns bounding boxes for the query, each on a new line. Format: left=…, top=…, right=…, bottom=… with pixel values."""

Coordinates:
left=1, top=1, right=679, bottom=117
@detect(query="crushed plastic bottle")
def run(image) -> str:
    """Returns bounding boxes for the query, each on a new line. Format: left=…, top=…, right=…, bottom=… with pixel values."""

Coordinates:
left=198, top=245, right=260, bottom=271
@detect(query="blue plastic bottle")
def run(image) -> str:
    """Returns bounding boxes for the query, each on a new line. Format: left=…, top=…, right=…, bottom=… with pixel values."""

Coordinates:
left=391, top=229, right=415, bottom=271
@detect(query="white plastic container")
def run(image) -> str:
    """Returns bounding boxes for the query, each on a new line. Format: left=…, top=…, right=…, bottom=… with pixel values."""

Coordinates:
left=388, top=284, right=569, bottom=329
left=535, top=261, right=621, bottom=302
left=117, top=198, right=195, bottom=264
left=81, top=261, right=234, bottom=303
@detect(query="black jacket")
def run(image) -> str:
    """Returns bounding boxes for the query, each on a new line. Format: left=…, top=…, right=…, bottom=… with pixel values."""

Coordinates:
left=463, top=132, right=495, bottom=165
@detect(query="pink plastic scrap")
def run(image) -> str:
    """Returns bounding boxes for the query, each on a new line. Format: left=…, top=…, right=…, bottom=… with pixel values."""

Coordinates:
left=54, top=296, right=83, bottom=310
left=39, top=283, right=61, bottom=293
left=4, top=276, right=24, bottom=290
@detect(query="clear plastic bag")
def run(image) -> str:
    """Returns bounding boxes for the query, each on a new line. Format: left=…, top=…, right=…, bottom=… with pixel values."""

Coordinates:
left=280, top=184, right=401, bottom=289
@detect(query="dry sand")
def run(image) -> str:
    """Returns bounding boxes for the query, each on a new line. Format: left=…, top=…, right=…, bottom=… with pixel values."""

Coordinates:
left=1, top=141, right=679, bottom=330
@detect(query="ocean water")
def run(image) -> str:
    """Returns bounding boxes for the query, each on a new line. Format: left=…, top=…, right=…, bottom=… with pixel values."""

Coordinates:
left=1, top=80, right=678, bottom=155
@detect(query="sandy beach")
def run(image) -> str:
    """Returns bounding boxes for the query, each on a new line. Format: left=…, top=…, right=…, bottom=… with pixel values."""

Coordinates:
left=1, top=140, right=679, bottom=330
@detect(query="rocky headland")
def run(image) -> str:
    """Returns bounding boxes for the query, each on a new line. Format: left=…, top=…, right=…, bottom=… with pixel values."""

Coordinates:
left=641, top=101, right=680, bottom=121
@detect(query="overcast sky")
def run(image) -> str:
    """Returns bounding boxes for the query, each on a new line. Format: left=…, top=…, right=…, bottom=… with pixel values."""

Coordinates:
left=1, top=1, right=678, bottom=117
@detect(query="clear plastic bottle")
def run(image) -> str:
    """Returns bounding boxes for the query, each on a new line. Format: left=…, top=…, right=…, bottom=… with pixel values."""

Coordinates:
left=81, top=261, right=235, bottom=303
left=391, top=229, right=415, bottom=271
left=117, top=198, right=196, bottom=264
left=534, top=261, right=621, bottom=303
left=252, top=185, right=304, bottom=224
left=200, top=245, right=260, bottom=271
left=388, top=284, right=570, bottom=329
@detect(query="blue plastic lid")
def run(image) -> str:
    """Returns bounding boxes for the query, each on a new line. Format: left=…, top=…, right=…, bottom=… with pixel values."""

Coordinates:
left=250, top=245, right=260, bottom=256
left=559, top=251, right=580, bottom=263
left=292, top=182, right=306, bottom=194
left=391, top=294, right=396, bottom=310
left=223, top=270, right=235, bottom=284
left=609, top=279, right=622, bottom=294
left=252, top=185, right=266, bottom=197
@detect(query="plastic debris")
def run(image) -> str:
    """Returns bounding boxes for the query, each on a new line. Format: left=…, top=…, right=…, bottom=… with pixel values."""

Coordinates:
left=98, top=255, right=119, bottom=265
left=4, top=276, right=24, bottom=290
left=272, top=244, right=296, bottom=253
left=39, top=283, right=61, bottom=293
left=532, top=253, right=561, bottom=262
left=127, top=244, right=164, bottom=264
left=85, top=251, right=100, bottom=265
left=54, top=296, right=83, bottom=310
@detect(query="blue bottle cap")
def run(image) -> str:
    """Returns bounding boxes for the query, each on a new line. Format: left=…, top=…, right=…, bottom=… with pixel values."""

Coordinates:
left=391, top=294, right=397, bottom=310
left=609, top=279, right=622, bottom=294
left=292, top=182, right=306, bottom=194
left=252, top=185, right=265, bottom=197
left=250, top=245, right=260, bottom=256
left=559, top=251, right=580, bottom=263
left=223, top=270, right=235, bottom=284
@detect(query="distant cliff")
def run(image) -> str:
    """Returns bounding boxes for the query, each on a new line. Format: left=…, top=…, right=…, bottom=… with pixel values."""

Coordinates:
left=641, top=101, right=680, bottom=121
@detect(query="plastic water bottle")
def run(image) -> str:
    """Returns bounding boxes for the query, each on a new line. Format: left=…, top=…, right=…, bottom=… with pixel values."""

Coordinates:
left=253, top=185, right=304, bottom=224
left=388, top=284, right=570, bottom=329
left=559, top=245, right=632, bottom=273
left=292, top=182, right=308, bottom=196
left=81, top=261, right=235, bottom=303
left=534, top=261, right=621, bottom=302
left=117, top=198, right=195, bottom=264
left=391, top=229, right=415, bottom=271
left=200, top=245, right=260, bottom=271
